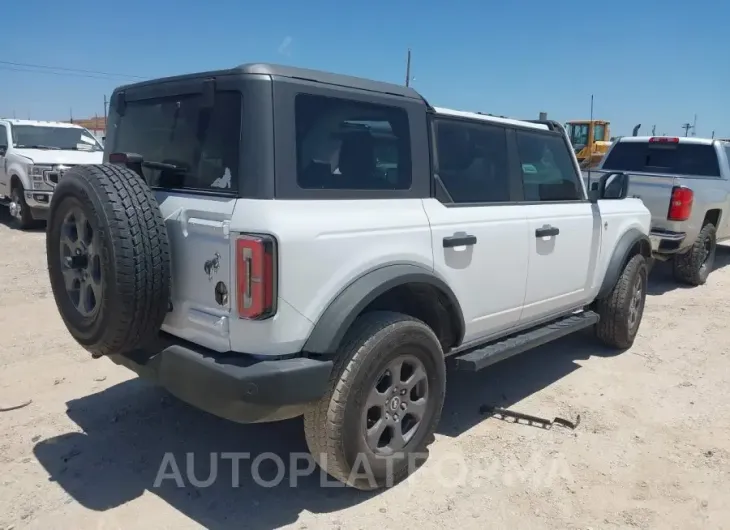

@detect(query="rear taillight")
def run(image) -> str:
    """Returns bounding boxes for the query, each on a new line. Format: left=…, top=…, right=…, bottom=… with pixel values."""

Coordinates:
left=668, top=186, right=693, bottom=221
left=236, top=234, right=277, bottom=320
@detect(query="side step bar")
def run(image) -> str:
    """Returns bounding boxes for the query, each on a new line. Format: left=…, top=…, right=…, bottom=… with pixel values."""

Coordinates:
left=454, top=311, right=600, bottom=372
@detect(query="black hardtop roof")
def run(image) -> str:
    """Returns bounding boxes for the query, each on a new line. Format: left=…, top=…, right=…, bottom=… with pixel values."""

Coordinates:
left=113, top=62, right=426, bottom=102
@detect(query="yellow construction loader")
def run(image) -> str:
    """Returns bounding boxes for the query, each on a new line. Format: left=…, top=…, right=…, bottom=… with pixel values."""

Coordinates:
left=565, top=120, right=615, bottom=169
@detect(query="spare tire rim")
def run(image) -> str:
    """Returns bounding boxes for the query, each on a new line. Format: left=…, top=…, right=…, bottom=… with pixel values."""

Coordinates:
left=628, top=274, right=643, bottom=332
left=59, top=207, right=103, bottom=318
left=362, top=354, right=429, bottom=455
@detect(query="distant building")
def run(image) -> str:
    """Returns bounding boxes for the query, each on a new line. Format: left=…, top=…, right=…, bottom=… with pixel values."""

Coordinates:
left=69, top=116, right=106, bottom=142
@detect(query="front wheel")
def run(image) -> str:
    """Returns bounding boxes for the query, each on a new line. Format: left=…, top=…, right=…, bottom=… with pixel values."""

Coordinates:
left=303, top=311, right=446, bottom=490
left=9, top=185, right=35, bottom=229
left=595, top=253, right=648, bottom=349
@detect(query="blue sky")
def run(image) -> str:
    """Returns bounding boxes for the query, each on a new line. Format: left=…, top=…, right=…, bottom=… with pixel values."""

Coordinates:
left=1, top=0, right=727, bottom=138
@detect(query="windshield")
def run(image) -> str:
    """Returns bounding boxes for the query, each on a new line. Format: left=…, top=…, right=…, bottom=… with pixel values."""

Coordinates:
left=11, top=125, right=102, bottom=151
left=567, top=123, right=589, bottom=147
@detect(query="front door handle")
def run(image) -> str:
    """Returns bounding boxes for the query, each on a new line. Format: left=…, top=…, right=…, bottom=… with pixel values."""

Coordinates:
left=443, top=233, right=477, bottom=248
left=535, top=225, right=559, bottom=238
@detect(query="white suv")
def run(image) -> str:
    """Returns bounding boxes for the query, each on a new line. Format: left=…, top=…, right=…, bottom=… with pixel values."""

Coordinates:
left=0, top=119, right=104, bottom=228
left=44, top=63, right=651, bottom=489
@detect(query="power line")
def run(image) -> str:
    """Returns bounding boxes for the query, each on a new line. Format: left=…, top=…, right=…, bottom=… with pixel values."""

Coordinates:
left=0, top=65, right=134, bottom=81
left=0, top=60, right=144, bottom=80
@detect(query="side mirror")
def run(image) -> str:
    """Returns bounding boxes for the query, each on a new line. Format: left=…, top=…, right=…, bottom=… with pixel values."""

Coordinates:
left=0, top=145, right=6, bottom=156
left=589, top=172, right=629, bottom=202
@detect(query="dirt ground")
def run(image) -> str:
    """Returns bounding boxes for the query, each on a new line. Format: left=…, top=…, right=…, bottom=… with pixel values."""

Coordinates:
left=1, top=210, right=729, bottom=530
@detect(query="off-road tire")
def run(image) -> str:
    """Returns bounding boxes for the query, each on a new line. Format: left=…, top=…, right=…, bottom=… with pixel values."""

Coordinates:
left=46, top=163, right=171, bottom=357
left=10, top=183, right=35, bottom=230
left=595, top=253, right=648, bottom=349
left=303, top=311, right=446, bottom=490
left=672, top=223, right=716, bottom=286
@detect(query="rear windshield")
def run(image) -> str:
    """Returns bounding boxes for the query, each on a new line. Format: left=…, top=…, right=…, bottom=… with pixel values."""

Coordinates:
left=602, top=141, right=720, bottom=177
left=110, top=91, right=242, bottom=192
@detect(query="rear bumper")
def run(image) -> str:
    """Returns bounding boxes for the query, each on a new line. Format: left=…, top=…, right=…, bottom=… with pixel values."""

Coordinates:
left=649, top=229, right=686, bottom=256
left=109, top=340, right=333, bottom=424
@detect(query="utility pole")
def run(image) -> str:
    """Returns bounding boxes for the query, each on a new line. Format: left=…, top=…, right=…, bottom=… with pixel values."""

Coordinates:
left=405, top=48, right=412, bottom=87
left=12, top=110, right=16, bottom=119
left=69, top=108, right=73, bottom=124
left=103, top=94, right=108, bottom=124
left=681, top=122, right=692, bottom=137
left=692, top=114, right=697, bottom=136
left=712, top=131, right=715, bottom=139
left=652, top=125, right=656, bottom=136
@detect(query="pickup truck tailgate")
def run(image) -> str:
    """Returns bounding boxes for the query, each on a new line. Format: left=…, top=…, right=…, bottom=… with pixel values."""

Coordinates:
left=625, top=173, right=678, bottom=231
left=584, top=170, right=678, bottom=230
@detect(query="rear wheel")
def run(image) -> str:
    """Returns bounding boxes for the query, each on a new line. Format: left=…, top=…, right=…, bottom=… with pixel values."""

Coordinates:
left=304, top=311, right=446, bottom=490
left=595, top=253, right=648, bottom=349
left=673, top=223, right=716, bottom=286
left=46, top=163, right=171, bottom=357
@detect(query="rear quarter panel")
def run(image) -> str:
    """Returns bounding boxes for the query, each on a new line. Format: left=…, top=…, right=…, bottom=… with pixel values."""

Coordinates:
left=590, top=197, right=651, bottom=296
left=227, top=199, right=434, bottom=355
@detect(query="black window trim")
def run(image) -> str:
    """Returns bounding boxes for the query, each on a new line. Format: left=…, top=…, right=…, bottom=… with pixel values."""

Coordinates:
left=106, top=75, right=246, bottom=198
left=272, top=77, right=431, bottom=200
left=429, top=114, right=588, bottom=207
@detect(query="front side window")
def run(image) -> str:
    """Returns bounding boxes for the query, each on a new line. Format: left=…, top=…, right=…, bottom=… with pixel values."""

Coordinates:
left=567, top=123, right=589, bottom=147
left=11, top=125, right=102, bottom=152
left=434, top=119, right=510, bottom=204
left=516, top=130, right=583, bottom=201
left=0, top=125, right=8, bottom=148
left=295, top=94, right=412, bottom=190
left=111, top=91, right=242, bottom=192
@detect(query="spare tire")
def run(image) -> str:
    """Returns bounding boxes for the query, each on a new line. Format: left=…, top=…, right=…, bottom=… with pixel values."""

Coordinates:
left=46, top=163, right=171, bottom=357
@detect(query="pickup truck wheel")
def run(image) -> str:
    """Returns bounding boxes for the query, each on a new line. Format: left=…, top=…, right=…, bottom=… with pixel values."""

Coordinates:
left=303, top=311, right=446, bottom=490
left=672, top=223, right=716, bottom=286
left=9, top=184, right=35, bottom=229
left=46, top=164, right=171, bottom=357
left=595, top=253, right=648, bottom=349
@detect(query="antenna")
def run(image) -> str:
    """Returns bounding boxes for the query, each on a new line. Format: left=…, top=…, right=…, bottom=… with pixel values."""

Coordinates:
left=405, top=48, right=412, bottom=87
left=584, top=94, right=595, bottom=190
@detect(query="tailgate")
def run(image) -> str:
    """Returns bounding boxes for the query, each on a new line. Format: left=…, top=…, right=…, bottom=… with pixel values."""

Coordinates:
left=583, top=169, right=677, bottom=230
left=625, top=173, right=678, bottom=231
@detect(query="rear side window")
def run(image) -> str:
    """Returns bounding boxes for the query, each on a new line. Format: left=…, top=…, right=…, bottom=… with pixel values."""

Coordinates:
left=111, top=91, right=242, bottom=192
left=602, top=142, right=721, bottom=177
left=515, top=130, right=583, bottom=201
left=295, top=94, right=412, bottom=190
left=434, top=119, right=510, bottom=203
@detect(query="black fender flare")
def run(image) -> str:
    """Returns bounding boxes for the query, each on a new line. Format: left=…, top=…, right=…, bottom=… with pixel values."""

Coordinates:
left=598, top=228, right=651, bottom=299
left=303, top=264, right=465, bottom=356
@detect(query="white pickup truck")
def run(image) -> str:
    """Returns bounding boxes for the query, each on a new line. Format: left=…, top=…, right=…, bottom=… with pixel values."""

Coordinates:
left=44, top=63, right=651, bottom=489
left=588, top=136, right=730, bottom=285
left=0, top=119, right=104, bottom=228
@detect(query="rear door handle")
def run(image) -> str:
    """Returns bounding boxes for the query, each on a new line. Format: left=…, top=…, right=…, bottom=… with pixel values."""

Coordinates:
left=443, top=234, right=477, bottom=248
left=535, top=225, right=559, bottom=238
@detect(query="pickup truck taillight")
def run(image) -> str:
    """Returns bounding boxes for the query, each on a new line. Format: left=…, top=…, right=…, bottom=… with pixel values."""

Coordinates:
left=668, top=186, right=694, bottom=221
left=236, top=234, right=277, bottom=320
